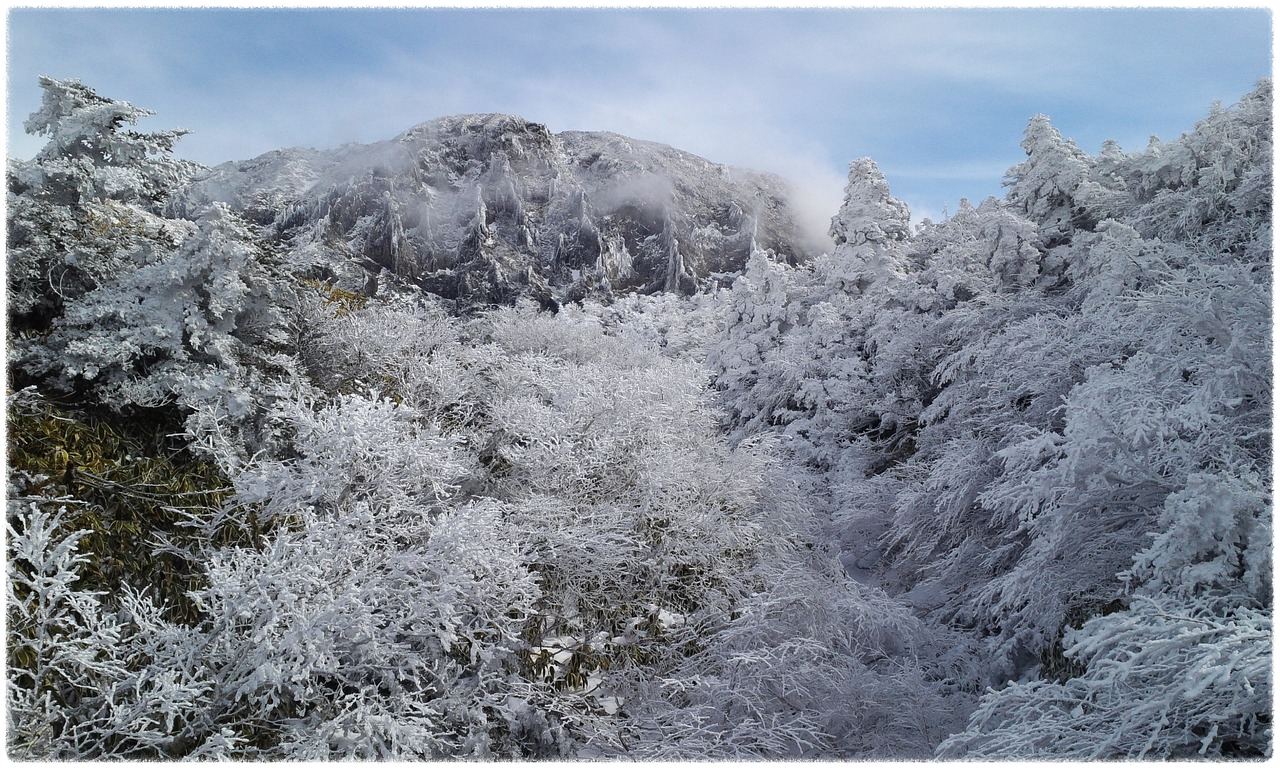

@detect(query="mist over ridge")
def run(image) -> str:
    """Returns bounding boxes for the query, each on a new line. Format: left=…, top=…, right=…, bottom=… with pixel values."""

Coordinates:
left=176, top=111, right=827, bottom=308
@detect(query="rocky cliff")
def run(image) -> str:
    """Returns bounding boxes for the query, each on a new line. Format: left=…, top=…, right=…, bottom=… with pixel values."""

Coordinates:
left=177, top=114, right=816, bottom=307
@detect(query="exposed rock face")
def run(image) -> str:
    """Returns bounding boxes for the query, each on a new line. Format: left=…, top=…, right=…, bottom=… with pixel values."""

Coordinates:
left=177, top=114, right=814, bottom=307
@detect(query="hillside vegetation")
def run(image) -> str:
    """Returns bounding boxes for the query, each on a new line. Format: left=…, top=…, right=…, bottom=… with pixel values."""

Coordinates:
left=6, top=76, right=1271, bottom=759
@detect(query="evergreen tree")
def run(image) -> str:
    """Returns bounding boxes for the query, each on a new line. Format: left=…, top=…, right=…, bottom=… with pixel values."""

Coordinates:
left=7, top=77, right=200, bottom=333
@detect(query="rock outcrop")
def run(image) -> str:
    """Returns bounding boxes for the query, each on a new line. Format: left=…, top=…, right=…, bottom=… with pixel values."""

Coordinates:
left=177, top=114, right=815, bottom=307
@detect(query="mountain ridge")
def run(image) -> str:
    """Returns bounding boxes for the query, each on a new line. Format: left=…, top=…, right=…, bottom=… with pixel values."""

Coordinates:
left=177, top=113, right=820, bottom=307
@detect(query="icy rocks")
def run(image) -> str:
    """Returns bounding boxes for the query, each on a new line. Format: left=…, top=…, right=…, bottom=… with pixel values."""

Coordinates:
left=178, top=114, right=815, bottom=308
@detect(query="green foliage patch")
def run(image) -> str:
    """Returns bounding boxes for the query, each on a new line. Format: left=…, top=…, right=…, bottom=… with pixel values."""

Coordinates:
left=7, top=390, right=233, bottom=623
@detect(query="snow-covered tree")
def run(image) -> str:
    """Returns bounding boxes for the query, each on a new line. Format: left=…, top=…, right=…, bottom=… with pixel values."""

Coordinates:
left=709, top=81, right=1271, bottom=757
left=7, top=77, right=199, bottom=332
left=1005, top=113, right=1092, bottom=247
left=15, top=203, right=293, bottom=465
left=920, top=83, right=1270, bottom=757
left=708, top=248, right=804, bottom=440
left=825, top=157, right=911, bottom=292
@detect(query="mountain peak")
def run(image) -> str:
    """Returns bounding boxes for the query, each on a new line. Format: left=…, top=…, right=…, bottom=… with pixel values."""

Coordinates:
left=397, top=112, right=551, bottom=143
left=180, top=115, right=815, bottom=307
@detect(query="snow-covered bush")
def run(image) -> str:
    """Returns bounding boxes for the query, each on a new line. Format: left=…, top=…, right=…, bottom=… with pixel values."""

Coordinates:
left=180, top=391, right=549, bottom=758
left=7, top=504, right=131, bottom=759
left=624, top=554, right=962, bottom=759
left=938, top=595, right=1271, bottom=759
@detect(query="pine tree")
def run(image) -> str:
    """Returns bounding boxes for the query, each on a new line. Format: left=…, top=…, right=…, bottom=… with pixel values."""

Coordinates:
left=7, top=77, right=200, bottom=333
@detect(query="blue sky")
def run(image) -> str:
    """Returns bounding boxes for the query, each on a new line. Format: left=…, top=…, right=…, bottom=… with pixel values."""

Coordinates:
left=5, top=6, right=1272, bottom=228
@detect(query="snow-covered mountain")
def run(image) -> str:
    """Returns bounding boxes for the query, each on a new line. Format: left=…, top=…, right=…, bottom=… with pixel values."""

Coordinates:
left=177, top=114, right=817, bottom=307
left=10, top=73, right=1273, bottom=763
